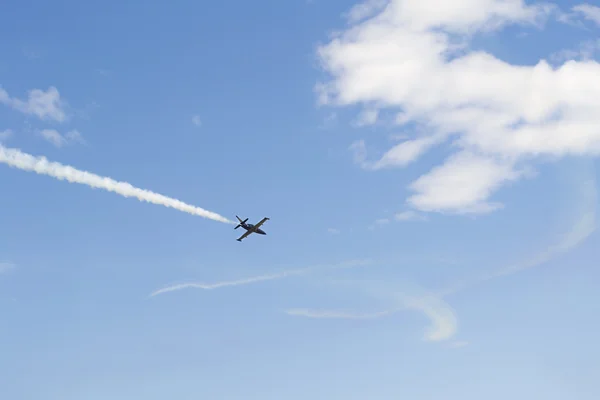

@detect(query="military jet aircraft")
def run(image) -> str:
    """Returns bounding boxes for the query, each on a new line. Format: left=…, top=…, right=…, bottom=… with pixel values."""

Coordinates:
left=234, top=215, right=269, bottom=242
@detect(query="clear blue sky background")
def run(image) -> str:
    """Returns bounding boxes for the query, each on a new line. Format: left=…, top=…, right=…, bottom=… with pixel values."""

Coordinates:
left=1, top=1, right=599, bottom=399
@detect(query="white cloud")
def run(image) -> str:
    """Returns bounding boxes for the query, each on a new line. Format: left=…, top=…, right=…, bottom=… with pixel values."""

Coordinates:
left=378, top=0, right=552, bottom=34
left=39, top=129, right=65, bottom=147
left=449, top=340, right=469, bottom=348
left=39, top=129, right=85, bottom=148
left=551, top=39, right=600, bottom=63
left=327, top=227, right=340, bottom=234
left=192, top=115, right=202, bottom=127
left=368, top=217, right=390, bottom=230
left=394, top=210, right=425, bottom=221
left=350, top=136, right=441, bottom=169
left=317, top=0, right=600, bottom=214
left=572, top=4, right=600, bottom=26
left=0, top=129, right=12, bottom=142
left=0, top=86, right=67, bottom=122
left=407, top=151, right=529, bottom=214
left=379, top=137, right=440, bottom=168
left=345, top=0, right=388, bottom=23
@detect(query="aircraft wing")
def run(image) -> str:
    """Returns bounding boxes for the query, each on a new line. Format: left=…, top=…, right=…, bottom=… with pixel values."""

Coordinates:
left=237, top=230, right=252, bottom=241
left=252, top=217, right=269, bottom=230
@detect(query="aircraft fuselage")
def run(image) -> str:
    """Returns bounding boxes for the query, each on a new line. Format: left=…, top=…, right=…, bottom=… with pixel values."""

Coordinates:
left=240, top=223, right=266, bottom=235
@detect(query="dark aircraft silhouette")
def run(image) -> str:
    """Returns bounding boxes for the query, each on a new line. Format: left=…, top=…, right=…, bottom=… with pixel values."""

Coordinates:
left=234, top=215, right=269, bottom=242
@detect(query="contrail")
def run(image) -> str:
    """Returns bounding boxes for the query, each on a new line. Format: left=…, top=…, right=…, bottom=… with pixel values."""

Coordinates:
left=285, top=308, right=394, bottom=319
left=0, top=145, right=233, bottom=224
left=438, top=168, right=597, bottom=297
left=150, top=259, right=373, bottom=297
left=150, top=268, right=309, bottom=297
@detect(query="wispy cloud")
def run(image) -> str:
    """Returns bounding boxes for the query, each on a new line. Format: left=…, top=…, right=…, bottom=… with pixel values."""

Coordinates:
left=344, top=0, right=387, bottom=23
left=327, top=228, right=340, bottom=234
left=0, top=86, right=67, bottom=122
left=0, top=144, right=233, bottom=224
left=351, top=136, right=443, bottom=171
left=39, top=129, right=85, bottom=148
left=368, top=211, right=427, bottom=230
left=550, top=39, right=600, bottom=63
left=571, top=4, right=600, bottom=26
left=150, top=259, right=373, bottom=297
left=394, top=210, right=426, bottom=221
left=368, top=218, right=390, bottom=230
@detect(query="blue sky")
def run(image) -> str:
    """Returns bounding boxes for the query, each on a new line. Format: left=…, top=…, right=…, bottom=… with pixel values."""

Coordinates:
left=1, top=0, right=600, bottom=398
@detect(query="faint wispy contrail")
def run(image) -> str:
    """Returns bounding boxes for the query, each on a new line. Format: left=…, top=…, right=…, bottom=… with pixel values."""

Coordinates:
left=0, top=145, right=233, bottom=224
left=150, top=268, right=309, bottom=296
left=150, top=259, right=373, bottom=297
left=438, top=171, right=598, bottom=297
left=285, top=283, right=459, bottom=342
left=285, top=308, right=393, bottom=319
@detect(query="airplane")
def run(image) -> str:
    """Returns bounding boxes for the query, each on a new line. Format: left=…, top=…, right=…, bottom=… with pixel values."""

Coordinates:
left=234, top=215, right=270, bottom=242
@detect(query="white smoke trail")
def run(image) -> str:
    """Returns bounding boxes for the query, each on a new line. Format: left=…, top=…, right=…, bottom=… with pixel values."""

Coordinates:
left=0, top=145, right=233, bottom=224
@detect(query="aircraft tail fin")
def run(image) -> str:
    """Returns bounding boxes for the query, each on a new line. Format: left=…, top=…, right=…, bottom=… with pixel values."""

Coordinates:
left=234, top=215, right=248, bottom=229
